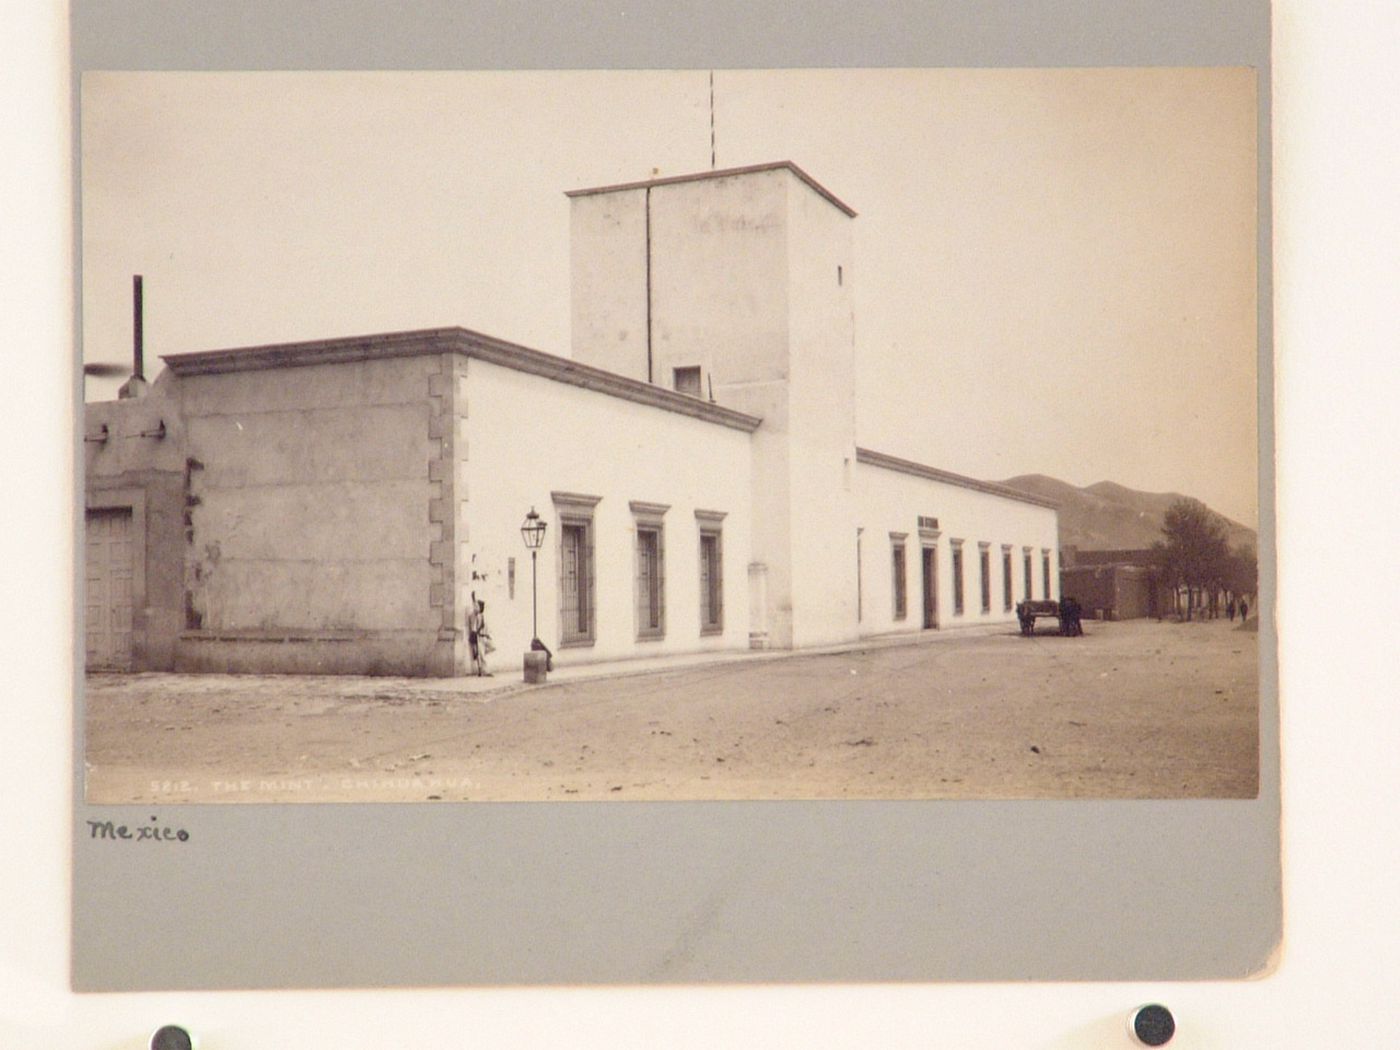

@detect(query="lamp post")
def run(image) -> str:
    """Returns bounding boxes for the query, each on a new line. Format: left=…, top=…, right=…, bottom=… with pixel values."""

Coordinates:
left=520, top=507, right=547, bottom=650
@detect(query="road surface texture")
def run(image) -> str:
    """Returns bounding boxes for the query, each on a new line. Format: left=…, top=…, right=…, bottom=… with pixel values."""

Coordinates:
left=84, top=618, right=1259, bottom=803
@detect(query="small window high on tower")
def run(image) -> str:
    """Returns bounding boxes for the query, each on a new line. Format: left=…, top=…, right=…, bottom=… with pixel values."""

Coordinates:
left=673, top=366, right=702, bottom=397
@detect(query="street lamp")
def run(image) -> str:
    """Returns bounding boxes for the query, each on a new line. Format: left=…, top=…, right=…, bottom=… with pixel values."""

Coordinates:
left=520, top=507, right=547, bottom=650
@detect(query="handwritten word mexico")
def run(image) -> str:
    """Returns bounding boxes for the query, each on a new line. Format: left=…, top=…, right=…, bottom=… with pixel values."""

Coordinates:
left=87, top=816, right=190, bottom=842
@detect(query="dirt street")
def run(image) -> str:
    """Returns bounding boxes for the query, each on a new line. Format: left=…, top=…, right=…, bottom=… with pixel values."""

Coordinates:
left=84, top=618, right=1259, bottom=803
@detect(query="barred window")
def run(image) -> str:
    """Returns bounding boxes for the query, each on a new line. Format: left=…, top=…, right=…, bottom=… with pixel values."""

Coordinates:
left=637, top=528, right=664, bottom=635
left=1002, top=546, right=1014, bottom=611
left=631, top=501, right=670, bottom=640
left=699, top=530, right=723, bottom=634
left=979, top=543, right=991, bottom=614
left=952, top=540, right=965, bottom=616
left=552, top=491, right=602, bottom=647
left=696, top=509, right=726, bottom=635
left=891, top=534, right=908, bottom=620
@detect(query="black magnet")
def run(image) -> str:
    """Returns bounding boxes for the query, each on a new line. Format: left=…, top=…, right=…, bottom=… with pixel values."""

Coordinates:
left=1131, top=1003, right=1176, bottom=1046
left=150, top=1024, right=194, bottom=1050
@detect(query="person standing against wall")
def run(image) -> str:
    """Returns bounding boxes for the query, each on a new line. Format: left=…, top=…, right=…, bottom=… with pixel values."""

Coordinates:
left=467, top=594, right=492, bottom=677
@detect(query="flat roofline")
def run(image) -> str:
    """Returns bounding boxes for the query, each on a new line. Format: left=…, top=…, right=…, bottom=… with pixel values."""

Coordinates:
left=162, top=327, right=763, bottom=433
left=565, top=161, right=858, bottom=218
left=1063, top=564, right=1154, bottom=576
left=855, top=447, right=1060, bottom=509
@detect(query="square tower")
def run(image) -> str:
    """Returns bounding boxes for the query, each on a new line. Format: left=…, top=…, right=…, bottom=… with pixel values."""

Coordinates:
left=567, top=162, right=860, bottom=647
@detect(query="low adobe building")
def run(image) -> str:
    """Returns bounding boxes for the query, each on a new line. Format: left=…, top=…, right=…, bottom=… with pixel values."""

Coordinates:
left=1059, top=547, right=1169, bottom=621
left=84, top=162, right=1059, bottom=676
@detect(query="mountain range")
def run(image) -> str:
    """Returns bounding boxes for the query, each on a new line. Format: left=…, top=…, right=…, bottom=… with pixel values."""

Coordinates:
left=997, top=475, right=1258, bottom=553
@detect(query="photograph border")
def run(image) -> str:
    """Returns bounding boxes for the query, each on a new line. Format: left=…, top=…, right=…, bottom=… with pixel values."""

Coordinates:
left=69, top=0, right=1277, bottom=990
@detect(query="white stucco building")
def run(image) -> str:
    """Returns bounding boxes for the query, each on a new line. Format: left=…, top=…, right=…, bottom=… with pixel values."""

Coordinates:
left=83, top=161, right=1058, bottom=676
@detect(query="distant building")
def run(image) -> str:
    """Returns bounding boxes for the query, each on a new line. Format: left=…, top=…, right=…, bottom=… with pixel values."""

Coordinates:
left=1059, top=547, right=1168, bottom=620
left=84, top=162, right=1059, bottom=676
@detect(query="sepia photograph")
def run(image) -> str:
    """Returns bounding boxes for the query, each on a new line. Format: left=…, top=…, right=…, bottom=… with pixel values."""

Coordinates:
left=80, top=67, right=1262, bottom=805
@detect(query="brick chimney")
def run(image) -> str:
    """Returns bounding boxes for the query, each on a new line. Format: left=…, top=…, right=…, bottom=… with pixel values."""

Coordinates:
left=117, top=274, right=148, bottom=399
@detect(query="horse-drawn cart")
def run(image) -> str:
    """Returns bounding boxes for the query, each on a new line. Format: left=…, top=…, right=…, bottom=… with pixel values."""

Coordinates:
left=1016, top=597, right=1084, bottom=637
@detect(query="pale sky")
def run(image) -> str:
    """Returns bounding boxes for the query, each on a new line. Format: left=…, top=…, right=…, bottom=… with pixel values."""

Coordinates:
left=81, top=69, right=1259, bottom=527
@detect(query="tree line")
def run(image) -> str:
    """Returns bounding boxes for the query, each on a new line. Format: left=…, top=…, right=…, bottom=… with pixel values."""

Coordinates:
left=1151, top=498, right=1257, bottom=620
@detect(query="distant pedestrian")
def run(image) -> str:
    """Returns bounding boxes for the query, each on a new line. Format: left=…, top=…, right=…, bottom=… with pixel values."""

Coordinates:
left=467, top=596, right=493, bottom=677
left=1059, top=596, right=1084, bottom=637
left=1227, top=597, right=1237, bottom=622
left=1239, top=597, right=1249, bottom=623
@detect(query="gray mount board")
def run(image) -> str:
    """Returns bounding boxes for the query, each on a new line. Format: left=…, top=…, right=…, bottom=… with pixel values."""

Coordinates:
left=70, top=0, right=1276, bottom=990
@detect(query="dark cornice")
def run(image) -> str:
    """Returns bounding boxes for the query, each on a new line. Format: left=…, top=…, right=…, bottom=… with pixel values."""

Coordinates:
left=565, top=160, right=858, bottom=218
left=855, top=448, right=1060, bottom=509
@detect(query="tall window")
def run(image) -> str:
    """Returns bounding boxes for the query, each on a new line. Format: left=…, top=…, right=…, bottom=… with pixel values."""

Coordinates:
left=562, top=523, right=592, bottom=638
left=696, top=509, right=726, bottom=635
left=1002, top=546, right=1013, bottom=611
left=979, top=543, right=991, bottom=614
left=553, top=491, right=601, bottom=647
left=951, top=541, right=965, bottom=616
left=1024, top=548, right=1033, bottom=601
left=631, top=501, right=669, bottom=639
left=891, top=534, right=908, bottom=620
left=637, top=529, right=664, bottom=635
left=1043, top=550, right=1052, bottom=602
left=673, top=366, right=702, bottom=397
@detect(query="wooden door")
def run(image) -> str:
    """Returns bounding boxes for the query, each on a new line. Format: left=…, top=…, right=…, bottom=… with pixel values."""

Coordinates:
left=85, top=508, right=134, bottom=670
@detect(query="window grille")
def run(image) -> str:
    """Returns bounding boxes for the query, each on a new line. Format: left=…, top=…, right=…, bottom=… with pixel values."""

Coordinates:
left=892, top=540, right=908, bottom=620
left=979, top=544, right=991, bottom=614
left=952, top=541, right=965, bottom=616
